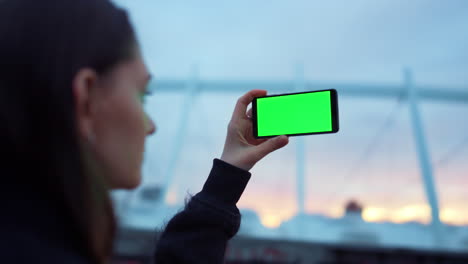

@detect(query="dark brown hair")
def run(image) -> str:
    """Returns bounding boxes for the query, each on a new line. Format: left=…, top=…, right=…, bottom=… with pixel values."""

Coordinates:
left=0, top=0, right=137, bottom=262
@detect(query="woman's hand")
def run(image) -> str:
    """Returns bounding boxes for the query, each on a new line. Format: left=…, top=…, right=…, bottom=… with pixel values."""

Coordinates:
left=220, top=89, right=289, bottom=171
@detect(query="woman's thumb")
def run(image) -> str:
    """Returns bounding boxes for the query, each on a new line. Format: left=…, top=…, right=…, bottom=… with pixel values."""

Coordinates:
left=254, top=135, right=289, bottom=160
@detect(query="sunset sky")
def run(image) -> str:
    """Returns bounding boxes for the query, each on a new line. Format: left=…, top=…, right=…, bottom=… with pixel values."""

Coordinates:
left=113, top=0, right=468, bottom=228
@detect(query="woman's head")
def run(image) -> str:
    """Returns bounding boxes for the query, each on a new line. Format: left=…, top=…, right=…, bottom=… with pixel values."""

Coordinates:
left=0, top=0, right=155, bottom=262
left=76, top=41, right=156, bottom=190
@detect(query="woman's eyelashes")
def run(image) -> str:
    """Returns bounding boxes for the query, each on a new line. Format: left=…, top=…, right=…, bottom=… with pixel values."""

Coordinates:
left=139, top=86, right=153, bottom=104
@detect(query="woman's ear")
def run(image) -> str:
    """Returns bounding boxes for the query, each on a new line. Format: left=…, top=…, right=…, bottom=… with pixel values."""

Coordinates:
left=73, top=68, right=99, bottom=142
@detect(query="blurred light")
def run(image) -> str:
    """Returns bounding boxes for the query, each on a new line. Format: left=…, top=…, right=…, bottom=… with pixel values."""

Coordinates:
left=260, top=213, right=283, bottom=228
left=165, top=189, right=178, bottom=205
left=441, top=208, right=468, bottom=226
left=391, top=204, right=430, bottom=224
left=362, top=207, right=388, bottom=222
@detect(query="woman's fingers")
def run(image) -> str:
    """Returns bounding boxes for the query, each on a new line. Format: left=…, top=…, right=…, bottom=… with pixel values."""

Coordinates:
left=253, top=135, right=289, bottom=161
left=231, top=89, right=266, bottom=121
left=221, top=89, right=287, bottom=171
left=246, top=108, right=253, bottom=119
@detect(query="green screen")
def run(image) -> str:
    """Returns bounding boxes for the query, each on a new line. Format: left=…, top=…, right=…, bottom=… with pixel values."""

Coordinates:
left=257, top=91, right=332, bottom=137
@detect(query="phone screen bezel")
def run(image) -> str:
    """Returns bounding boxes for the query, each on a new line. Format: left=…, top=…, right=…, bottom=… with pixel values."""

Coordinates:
left=252, top=89, right=339, bottom=139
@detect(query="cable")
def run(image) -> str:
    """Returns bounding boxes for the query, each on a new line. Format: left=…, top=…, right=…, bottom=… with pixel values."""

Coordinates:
left=436, top=135, right=468, bottom=167
left=321, top=93, right=405, bottom=207
left=434, top=134, right=468, bottom=204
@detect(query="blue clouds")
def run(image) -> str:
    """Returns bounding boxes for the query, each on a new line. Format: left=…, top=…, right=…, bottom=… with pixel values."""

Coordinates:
left=115, top=0, right=468, bottom=86
left=114, top=0, right=468, bottom=225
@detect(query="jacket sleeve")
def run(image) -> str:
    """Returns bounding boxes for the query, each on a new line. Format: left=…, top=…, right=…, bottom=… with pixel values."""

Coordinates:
left=153, top=158, right=251, bottom=264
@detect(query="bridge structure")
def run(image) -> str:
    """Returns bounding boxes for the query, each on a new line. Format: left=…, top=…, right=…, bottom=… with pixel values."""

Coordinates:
left=132, top=65, right=468, bottom=248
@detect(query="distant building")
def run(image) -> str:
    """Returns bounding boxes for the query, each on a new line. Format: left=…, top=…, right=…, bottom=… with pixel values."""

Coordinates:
left=340, top=199, right=379, bottom=245
left=345, top=200, right=363, bottom=217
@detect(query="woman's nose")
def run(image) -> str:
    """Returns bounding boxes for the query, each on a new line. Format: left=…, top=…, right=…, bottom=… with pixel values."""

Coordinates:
left=147, top=116, right=156, bottom=135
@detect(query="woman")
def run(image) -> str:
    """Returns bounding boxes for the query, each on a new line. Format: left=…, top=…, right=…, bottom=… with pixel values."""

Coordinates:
left=0, top=0, right=289, bottom=263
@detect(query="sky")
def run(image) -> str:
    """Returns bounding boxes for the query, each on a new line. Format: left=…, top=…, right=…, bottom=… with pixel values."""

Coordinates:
left=112, top=0, right=468, bottom=228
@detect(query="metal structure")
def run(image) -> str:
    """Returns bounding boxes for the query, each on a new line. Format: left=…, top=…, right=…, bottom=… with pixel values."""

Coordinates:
left=146, top=67, right=468, bottom=247
left=405, top=69, right=444, bottom=246
left=159, top=65, right=199, bottom=204
left=294, top=64, right=307, bottom=216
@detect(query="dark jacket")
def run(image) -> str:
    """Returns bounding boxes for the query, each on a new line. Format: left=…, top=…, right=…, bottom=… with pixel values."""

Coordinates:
left=0, top=158, right=251, bottom=263
left=154, top=158, right=251, bottom=263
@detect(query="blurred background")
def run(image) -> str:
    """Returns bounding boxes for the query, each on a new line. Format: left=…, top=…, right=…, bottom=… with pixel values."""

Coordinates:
left=110, top=0, right=468, bottom=263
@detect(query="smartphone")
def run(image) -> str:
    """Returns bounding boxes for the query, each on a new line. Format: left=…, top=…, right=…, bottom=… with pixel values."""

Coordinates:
left=252, top=89, right=339, bottom=138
